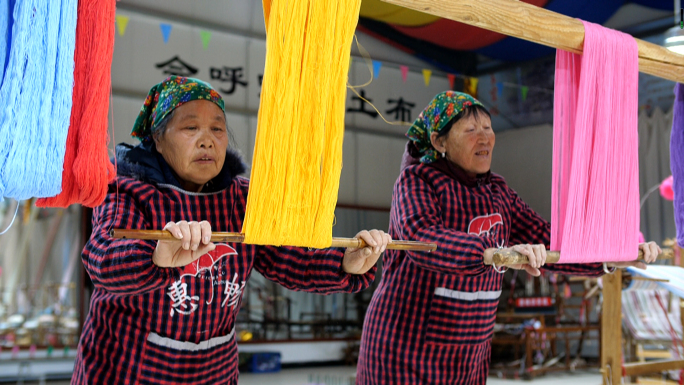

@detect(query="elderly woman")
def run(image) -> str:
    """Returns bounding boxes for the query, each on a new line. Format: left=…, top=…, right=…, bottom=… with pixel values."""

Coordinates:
left=72, top=76, right=391, bottom=384
left=355, top=91, right=661, bottom=385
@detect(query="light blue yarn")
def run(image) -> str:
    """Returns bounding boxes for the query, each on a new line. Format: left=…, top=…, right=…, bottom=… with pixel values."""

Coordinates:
left=0, top=0, right=77, bottom=201
left=0, top=0, right=11, bottom=84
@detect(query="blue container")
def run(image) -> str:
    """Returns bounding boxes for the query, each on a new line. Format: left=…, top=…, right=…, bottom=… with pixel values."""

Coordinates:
left=249, top=351, right=281, bottom=373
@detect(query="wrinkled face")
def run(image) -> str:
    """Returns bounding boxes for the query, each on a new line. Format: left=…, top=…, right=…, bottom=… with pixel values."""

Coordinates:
left=430, top=112, right=495, bottom=176
left=154, top=100, right=228, bottom=192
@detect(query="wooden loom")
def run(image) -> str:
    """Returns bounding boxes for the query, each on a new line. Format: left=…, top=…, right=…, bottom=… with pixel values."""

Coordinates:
left=375, top=0, right=684, bottom=383
left=613, top=244, right=684, bottom=385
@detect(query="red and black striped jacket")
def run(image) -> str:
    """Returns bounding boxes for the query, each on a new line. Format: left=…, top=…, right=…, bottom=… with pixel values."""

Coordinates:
left=356, top=156, right=605, bottom=385
left=72, top=144, right=375, bottom=384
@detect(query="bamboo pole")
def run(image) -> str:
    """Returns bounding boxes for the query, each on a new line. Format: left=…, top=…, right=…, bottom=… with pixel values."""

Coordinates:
left=380, top=0, right=684, bottom=83
left=484, top=248, right=673, bottom=266
left=110, top=229, right=438, bottom=252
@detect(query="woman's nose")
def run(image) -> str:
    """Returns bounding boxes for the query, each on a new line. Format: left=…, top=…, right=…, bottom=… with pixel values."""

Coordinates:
left=198, top=131, right=214, bottom=148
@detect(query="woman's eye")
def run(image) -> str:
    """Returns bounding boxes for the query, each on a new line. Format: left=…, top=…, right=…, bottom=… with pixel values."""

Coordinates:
left=185, top=126, right=197, bottom=131
left=212, top=127, right=225, bottom=132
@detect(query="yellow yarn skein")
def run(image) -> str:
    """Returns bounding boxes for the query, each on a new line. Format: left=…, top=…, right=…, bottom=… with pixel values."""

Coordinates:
left=242, top=0, right=361, bottom=248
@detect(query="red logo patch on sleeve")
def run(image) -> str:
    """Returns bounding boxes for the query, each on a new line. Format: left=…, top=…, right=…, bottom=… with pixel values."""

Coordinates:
left=467, top=213, right=503, bottom=236
left=180, top=244, right=238, bottom=278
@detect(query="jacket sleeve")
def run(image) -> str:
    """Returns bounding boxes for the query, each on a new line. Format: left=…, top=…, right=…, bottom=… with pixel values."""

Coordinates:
left=507, top=186, right=605, bottom=277
left=253, top=245, right=376, bottom=294
left=82, top=187, right=180, bottom=295
left=392, top=168, right=498, bottom=276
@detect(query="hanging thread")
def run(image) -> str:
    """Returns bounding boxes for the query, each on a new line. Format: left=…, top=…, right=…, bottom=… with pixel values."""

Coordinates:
left=671, top=83, right=684, bottom=248
left=242, top=0, right=361, bottom=248
left=0, top=0, right=77, bottom=201
left=37, top=0, right=117, bottom=208
left=551, top=21, right=640, bottom=263
left=0, top=199, right=19, bottom=235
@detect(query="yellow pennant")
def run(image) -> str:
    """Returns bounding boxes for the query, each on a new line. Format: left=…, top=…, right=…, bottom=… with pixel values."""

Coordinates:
left=423, top=69, right=432, bottom=86
left=116, top=15, right=130, bottom=37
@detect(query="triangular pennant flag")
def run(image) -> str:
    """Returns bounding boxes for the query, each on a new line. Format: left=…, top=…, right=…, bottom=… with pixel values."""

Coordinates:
left=496, top=82, right=504, bottom=98
left=423, top=69, right=432, bottom=86
left=116, top=15, right=129, bottom=37
left=465, top=77, right=479, bottom=98
left=372, top=60, right=382, bottom=78
left=400, top=65, right=409, bottom=83
left=521, top=86, right=529, bottom=101
left=200, top=30, right=212, bottom=50
left=160, top=23, right=172, bottom=44
left=447, top=74, right=456, bottom=90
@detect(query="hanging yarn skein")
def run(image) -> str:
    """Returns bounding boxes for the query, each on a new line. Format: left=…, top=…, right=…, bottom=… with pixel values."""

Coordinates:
left=242, top=0, right=361, bottom=248
left=37, top=0, right=117, bottom=208
left=0, top=0, right=77, bottom=201
left=672, top=83, right=684, bottom=247
left=551, top=21, right=640, bottom=263
left=0, top=0, right=11, bottom=83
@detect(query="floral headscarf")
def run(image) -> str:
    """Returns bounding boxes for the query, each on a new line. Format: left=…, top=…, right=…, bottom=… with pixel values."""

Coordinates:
left=406, top=91, right=485, bottom=163
left=131, top=76, right=225, bottom=143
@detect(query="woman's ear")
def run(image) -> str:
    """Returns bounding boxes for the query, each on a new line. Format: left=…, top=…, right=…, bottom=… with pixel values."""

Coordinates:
left=154, top=135, right=163, bottom=155
left=430, top=131, right=445, bottom=153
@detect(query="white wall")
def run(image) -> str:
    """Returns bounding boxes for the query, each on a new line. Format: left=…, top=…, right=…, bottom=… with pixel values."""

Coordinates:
left=491, top=124, right=554, bottom=221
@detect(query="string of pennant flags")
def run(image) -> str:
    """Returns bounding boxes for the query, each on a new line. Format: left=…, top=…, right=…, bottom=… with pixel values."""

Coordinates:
left=362, top=58, right=554, bottom=100
left=114, top=14, right=553, bottom=101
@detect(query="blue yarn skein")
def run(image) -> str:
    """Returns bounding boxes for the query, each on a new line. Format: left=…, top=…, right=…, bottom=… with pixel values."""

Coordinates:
left=0, top=0, right=77, bottom=201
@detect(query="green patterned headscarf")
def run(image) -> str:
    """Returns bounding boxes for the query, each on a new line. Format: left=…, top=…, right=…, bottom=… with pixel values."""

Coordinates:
left=406, top=91, right=485, bottom=163
left=131, top=76, right=225, bottom=143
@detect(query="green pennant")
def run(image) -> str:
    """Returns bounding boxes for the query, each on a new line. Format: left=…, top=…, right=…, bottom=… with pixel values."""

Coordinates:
left=521, top=86, right=529, bottom=101
left=200, top=30, right=212, bottom=50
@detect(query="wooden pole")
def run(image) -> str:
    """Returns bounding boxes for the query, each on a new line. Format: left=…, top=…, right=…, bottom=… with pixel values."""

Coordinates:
left=601, top=271, right=622, bottom=385
left=484, top=248, right=673, bottom=266
left=622, top=359, right=684, bottom=377
left=380, top=0, right=684, bottom=83
left=110, top=229, right=438, bottom=252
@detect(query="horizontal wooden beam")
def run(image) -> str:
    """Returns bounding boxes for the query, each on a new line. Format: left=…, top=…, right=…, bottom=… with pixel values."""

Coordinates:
left=623, top=359, right=684, bottom=376
left=380, top=0, right=684, bottom=83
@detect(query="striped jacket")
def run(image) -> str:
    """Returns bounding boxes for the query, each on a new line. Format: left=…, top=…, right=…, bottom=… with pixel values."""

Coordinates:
left=72, top=144, right=375, bottom=384
left=356, top=158, right=605, bottom=385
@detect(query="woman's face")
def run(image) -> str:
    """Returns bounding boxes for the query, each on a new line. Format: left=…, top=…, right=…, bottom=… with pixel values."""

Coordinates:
left=154, top=100, right=228, bottom=192
left=430, top=111, right=495, bottom=176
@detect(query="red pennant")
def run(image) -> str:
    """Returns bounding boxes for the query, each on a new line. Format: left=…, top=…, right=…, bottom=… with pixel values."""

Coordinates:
left=400, top=65, right=409, bottom=82
left=447, top=74, right=456, bottom=90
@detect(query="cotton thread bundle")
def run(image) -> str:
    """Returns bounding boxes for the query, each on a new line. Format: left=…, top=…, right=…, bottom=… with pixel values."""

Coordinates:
left=242, top=0, right=360, bottom=248
left=671, top=83, right=684, bottom=247
left=551, top=21, right=640, bottom=263
left=37, top=0, right=116, bottom=208
left=0, top=0, right=77, bottom=201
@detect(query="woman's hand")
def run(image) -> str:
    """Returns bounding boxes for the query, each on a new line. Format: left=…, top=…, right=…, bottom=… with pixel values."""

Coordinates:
left=153, top=221, right=216, bottom=267
left=491, top=244, right=547, bottom=277
left=605, top=241, right=662, bottom=270
left=342, top=230, right=392, bottom=275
